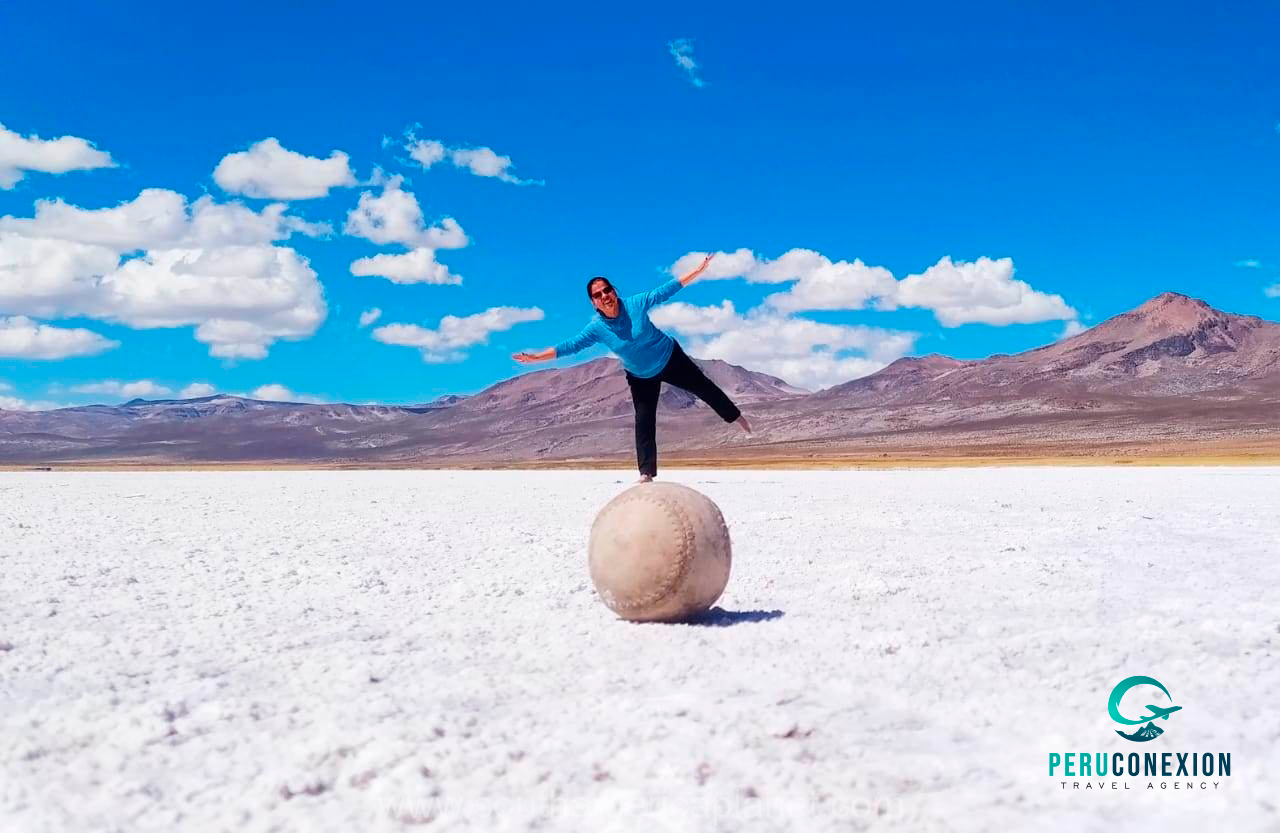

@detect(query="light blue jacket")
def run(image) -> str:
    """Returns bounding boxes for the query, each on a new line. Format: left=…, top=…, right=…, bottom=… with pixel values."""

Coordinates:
left=554, top=278, right=684, bottom=378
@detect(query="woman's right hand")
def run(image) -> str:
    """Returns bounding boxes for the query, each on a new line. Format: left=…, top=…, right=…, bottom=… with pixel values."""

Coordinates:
left=513, top=347, right=555, bottom=363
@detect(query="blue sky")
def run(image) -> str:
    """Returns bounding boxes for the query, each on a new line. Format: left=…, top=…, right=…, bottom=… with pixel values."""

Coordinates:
left=1, top=0, right=1278, bottom=406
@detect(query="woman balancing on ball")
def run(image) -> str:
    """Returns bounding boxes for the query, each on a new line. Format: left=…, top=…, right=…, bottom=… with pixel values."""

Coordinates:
left=513, top=253, right=751, bottom=482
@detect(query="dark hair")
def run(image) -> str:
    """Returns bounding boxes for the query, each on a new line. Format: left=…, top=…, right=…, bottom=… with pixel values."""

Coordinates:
left=586, top=276, right=613, bottom=298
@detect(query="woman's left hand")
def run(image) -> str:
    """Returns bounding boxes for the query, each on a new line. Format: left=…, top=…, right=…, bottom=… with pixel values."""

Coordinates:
left=680, top=252, right=715, bottom=285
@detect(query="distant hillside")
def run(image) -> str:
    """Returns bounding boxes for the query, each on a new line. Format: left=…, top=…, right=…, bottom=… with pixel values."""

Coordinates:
left=2, top=292, right=1278, bottom=464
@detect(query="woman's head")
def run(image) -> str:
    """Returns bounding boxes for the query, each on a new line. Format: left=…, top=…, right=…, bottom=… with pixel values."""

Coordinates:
left=587, top=276, right=620, bottom=317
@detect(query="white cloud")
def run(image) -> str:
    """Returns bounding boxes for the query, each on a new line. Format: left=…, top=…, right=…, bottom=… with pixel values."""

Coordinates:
left=668, top=38, right=706, bottom=88
left=351, top=248, right=462, bottom=285
left=671, top=248, right=767, bottom=282
left=0, top=394, right=64, bottom=411
left=765, top=256, right=897, bottom=313
left=344, top=176, right=468, bottom=248
left=0, top=189, right=327, bottom=251
left=179, top=382, right=216, bottom=398
left=648, top=300, right=744, bottom=335
left=891, top=256, right=1076, bottom=326
left=1058, top=320, right=1087, bottom=339
left=0, top=235, right=121, bottom=318
left=0, top=189, right=328, bottom=359
left=670, top=249, right=1076, bottom=327
left=188, top=197, right=332, bottom=244
left=250, top=383, right=323, bottom=403
left=251, top=383, right=295, bottom=401
left=372, top=306, right=544, bottom=362
left=0, top=189, right=185, bottom=250
left=1234, top=259, right=1262, bottom=269
left=358, top=308, right=382, bottom=327
left=398, top=130, right=539, bottom=185
left=98, top=246, right=326, bottom=359
left=671, top=248, right=844, bottom=285
left=0, top=315, right=118, bottom=359
left=213, top=138, right=356, bottom=200
left=344, top=177, right=468, bottom=285
left=71, top=379, right=172, bottom=399
left=406, top=138, right=446, bottom=169
left=0, top=123, right=116, bottom=189
left=1265, top=283, right=1280, bottom=299
left=651, top=302, right=917, bottom=390
left=660, top=247, right=1080, bottom=386
left=448, top=147, right=536, bottom=185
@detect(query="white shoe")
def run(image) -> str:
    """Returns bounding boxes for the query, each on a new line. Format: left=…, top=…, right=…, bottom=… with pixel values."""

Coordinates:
left=638, top=474, right=654, bottom=483
left=735, top=414, right=752, bottom=435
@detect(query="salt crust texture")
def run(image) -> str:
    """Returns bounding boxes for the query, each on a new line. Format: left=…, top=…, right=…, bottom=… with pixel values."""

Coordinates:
left=2, top=468, right=1277, bottom=832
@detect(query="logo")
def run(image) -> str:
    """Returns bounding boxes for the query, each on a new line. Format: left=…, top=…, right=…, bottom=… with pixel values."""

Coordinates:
left=1049, top=674, right=1231, bottom=790
left=1107, top=675, right=1182, bottom=742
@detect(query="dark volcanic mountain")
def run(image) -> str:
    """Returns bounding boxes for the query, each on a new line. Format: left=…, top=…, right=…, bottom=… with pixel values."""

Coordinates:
left=3, top=292, right=1278, bottom=464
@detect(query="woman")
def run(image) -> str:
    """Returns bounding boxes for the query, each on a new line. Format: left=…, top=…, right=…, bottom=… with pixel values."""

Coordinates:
left=513, top=254, right=751, bottom=482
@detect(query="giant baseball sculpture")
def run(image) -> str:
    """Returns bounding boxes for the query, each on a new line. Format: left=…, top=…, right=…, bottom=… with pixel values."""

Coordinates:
left=588, top=482, right=732, bottom=622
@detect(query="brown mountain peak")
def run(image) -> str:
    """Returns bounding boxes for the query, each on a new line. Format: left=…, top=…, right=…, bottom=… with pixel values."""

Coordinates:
left=1137, top=290, right=1203, bottom=308
left=882, top=353, right=967, bottom=372
left=1125, top=291, right=1220, bottom=326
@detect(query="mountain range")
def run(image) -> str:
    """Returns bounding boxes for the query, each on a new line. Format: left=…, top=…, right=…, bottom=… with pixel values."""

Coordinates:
left=3, top=292, right=1278, bottom=465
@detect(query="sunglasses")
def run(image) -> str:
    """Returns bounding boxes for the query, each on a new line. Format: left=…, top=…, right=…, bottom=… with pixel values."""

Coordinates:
left=590, top=286, right=616, bottom=300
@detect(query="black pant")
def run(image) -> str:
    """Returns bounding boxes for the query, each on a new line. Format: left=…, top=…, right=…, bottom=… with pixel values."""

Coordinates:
left=626, top=343, right=741, bottom=476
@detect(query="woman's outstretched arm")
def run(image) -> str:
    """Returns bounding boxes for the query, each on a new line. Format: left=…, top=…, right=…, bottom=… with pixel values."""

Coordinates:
left=638, top=253, right=716, bottom=310
left=513, top=322, right=599, bottom=363
left=676, top=253, right=715, bottom=287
